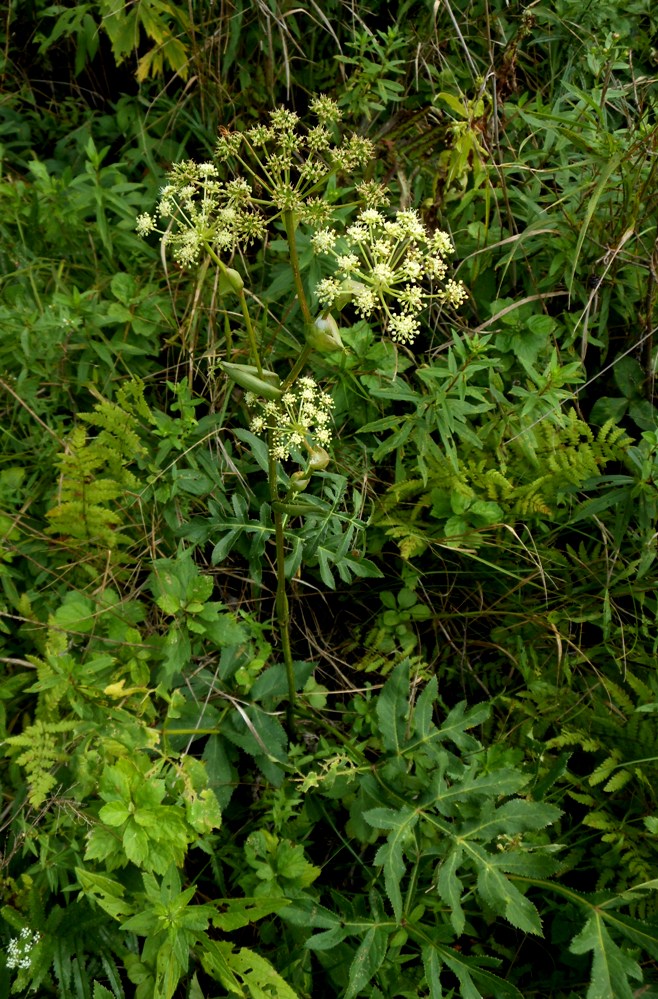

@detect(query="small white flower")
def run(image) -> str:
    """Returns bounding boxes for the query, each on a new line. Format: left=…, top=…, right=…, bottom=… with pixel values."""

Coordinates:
left=358, top=208, right=385, bottom=226
left=398, top=284, right=424, bottom=313
left=311, top=229, right=337, bottom=254
left=353, top=287, right=376, bottom=317
left=135, top=213, right=156, bottom=236
left=336, top=253, right=360, bottom=276
left=400, top=255, right=423, bottom=282
left=270, top=106, right=300, bottom=131
left=441, top=279, right=468, bottom=306
left=309, top=94, right=342, bottom=123
left=426, top=255, right=448, bottom=280
left=6, top=929, right=40, bottom=971
left=346, top=223, right=368, bottom=242
left=248, top=377, right=334, bottom=462
left=316, top=277, right=341, bottom=308
left=388, top=312, right=421, bottom=344
left=430, top=229, right=455, bottom=256
left=371, top=262, right=395, bottom=288
left=372, top=239, right=394, bottom=260
left=396, top=209, right=426, bottom=240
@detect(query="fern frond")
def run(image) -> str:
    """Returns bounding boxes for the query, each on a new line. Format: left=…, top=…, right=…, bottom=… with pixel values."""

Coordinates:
left=6, top=719, right=78, bottom=807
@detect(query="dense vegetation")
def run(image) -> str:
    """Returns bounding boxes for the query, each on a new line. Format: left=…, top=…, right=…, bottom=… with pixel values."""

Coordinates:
left=2, top=1, right=658, bottom=996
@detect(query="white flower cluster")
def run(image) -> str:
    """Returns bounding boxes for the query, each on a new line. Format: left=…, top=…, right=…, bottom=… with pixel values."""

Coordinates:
left=215, top=97, right=373, bottom=225
left=135, top=160, right=266, bottom=267
left=136, top=96, right=377, bottom=265
left=6, top=928, right=40, bottom=971
left=247, top=377, right=334, bottom=462
left=312, top=208, right=467, bottom=345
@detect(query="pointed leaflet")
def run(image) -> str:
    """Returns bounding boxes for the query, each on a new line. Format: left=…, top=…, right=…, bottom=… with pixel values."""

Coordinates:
left=376, top=659, right=411, bottom=754
left=364, top=805, right=419, bottom=921
left=75, top=868, right=134, bottom=921
left=570, top=912, right=642, bottom=999
left=430, top=765, right=528, bottom=819
left=344, top=925, right=389, bottom=999
left=460, top=798, right=562, bottom=842
left=603, top=909, right=658, bottom=961
left=418, top=699, right=489, bottom=756
left=412, top=674, right=438, bottom=743
left=201, top=941, right=300, bottom=999
left=422, top=946, right=443, bottom=999
left=92, top=986, right=115, bottom=999
left=436, top=846, right=466, bottom=935
left=467, top=843, right=543, bottom=935
left=422, top=944, right=524, bottom=999
left=211, top=897, right=290, bottom=931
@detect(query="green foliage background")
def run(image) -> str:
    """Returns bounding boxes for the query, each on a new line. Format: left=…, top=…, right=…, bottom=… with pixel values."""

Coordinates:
left=2, top=1, right=658, bottom=997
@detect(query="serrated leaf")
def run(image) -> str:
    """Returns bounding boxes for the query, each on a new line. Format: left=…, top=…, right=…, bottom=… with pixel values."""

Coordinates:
left=92, top=984, right=115, bottom=999
left=422, top=946, right=444, bottom=999
left=603, top=769, right=632, bottom=793
left=604, top=909, right=658, bottom=961
left=441, top=946, right=524, bottom=999
left=345, top=926, right=389, bottom=999
left=211, top=897, right=289, bottom=931
left=462, top=798, right=562, bottom=841
left=376, top=659, right=411, bottom=754
left=365, top=805, right=419, bottom=921
left=436, top=847, right=466, bottom=935
left=213, top=943, right=301, bottom=999
left=413, top=674, right=438, bottom=741
left=305, top=925, right=350, bottom=951
left=570, top=912, right=642, bottom=999
left=75, top=868, right=133, bottom=921
left=423, top=941, right=524, bottom=999
left=469, top=843, right=543, bottom=934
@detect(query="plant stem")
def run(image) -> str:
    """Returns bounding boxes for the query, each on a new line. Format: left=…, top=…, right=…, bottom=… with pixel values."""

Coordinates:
left=205, top=244, right=263, bottom=376
left=283, top=210, right=313, bottom=325
left=282, top=343, right=313, bottom=391
left=268, top=430, right=297, bottom=737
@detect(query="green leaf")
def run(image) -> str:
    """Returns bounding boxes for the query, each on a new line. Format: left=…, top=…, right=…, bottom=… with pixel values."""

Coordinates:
left=436, top=847, right=466, bottom=935
left=570, top=912, right=642, bottom=999
left=422, top=946, right=444, bottom=999
left=204, top=942, right=301, bottom=999
left=98, top=800, right=130, bottom=826
left=92, top=984, right=116, bottom=999
left=365, top=805, right=419, bottom=921
left=441, top=945, right=524, bottom=998
left=376, top=659, right=411, bottom=754
left=211, top=897, right=290, bottom=931
left=123, top=822, right=150, bottom=866
left=187, top=788, right=222, bottom=833
left=345, top=925, right=389, bottom=999
left=470, top=843, right=544, bottom=934
left=613, top=356, right=644, bottom=399
left=76, top=868, right=134, bottom=921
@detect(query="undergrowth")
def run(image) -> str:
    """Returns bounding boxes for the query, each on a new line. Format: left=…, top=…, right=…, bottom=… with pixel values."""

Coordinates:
left=2, top=2, right=658, bottom=998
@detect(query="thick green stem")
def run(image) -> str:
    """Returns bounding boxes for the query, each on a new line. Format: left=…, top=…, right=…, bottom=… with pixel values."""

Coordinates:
left=283, top=210, right=313, bottom=326
left=268, top=430, right=297, bottom=737
left=205, top=243, right=263, bottom=376
left=237, top=285, right=263, bottom=376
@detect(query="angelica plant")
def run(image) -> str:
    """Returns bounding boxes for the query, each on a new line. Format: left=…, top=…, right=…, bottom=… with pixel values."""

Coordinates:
left=136, top=97, right=466, bottom=731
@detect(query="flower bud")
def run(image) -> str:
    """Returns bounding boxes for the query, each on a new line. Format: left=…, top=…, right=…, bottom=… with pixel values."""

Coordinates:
left=306, top=446, right=330, bottom=471
left=305, top=313, right=344, bottom=353
left=290, top=471, right=311, bottom=493
left=220, top=361, right=283, bottom=400
left=218, top=265, right=244, bottom=294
